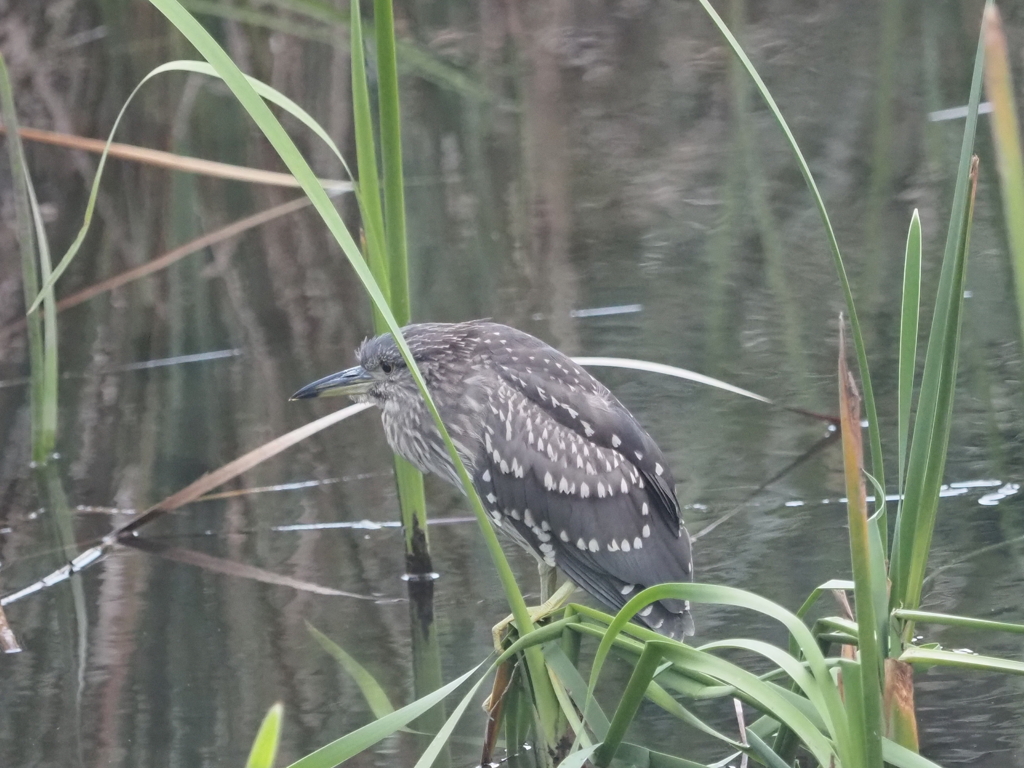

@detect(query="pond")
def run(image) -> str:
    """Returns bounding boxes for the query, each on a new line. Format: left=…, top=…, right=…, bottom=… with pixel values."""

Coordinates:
left=1, top=1, right=1023, bottom=766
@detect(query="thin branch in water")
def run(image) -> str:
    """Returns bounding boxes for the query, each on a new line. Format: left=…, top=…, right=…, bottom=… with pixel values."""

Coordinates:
left=121, top=537, right=399, bottom=601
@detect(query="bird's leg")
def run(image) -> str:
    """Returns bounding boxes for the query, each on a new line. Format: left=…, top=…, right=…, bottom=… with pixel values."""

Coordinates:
left=539, top=562, right=558, bottom=603
left=491, top=580, right=577, bottom=651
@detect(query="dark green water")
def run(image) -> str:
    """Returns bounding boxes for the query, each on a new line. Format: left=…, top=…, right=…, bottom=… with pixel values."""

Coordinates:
left=2, top=1, right=1024, bottom=765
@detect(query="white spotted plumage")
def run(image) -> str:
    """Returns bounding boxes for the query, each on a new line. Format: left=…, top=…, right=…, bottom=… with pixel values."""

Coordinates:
left=337, top=320, right=693, bottom=639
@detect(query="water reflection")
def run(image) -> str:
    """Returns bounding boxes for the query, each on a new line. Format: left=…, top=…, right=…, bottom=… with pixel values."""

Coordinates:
left=1, top=0, right=1023, bottom=766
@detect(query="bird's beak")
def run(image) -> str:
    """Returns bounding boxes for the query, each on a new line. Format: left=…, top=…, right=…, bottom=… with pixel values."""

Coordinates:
left=290, top=366, right=374, bottom=400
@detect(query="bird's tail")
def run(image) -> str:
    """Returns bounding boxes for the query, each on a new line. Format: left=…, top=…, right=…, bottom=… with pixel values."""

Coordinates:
left=640, top=599, right=694, bottom=641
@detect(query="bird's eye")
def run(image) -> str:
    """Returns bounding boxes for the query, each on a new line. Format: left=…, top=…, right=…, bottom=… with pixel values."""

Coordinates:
left=380, top=361, right=393, bottom=374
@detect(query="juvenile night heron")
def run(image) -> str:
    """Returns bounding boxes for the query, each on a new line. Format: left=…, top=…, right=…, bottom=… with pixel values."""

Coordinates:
left=292, top=320, right=694, bottom=639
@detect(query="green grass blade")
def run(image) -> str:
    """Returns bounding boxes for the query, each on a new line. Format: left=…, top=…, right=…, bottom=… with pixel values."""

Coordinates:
left=594, top=644, right=663, bottom=766
left=350, top=0, right=389, bottom=316
left=542, top=645, right=611, bottom=738
left=838, top=325, right=883, bottom=766
left=899, top=647, right=1024, bottom=675
left=0, top=53, right=50, bottom=462
left=892, top=609, right=1024, bottom=634
left=882, top=738, right=946, bottom=768
left=140, top=3, right=532, bottom=628
left=983, top=4, right=1024, bottom=351
left=410, top=670, right=491, bottom=768
left=351, top=0, right=428, bottom=563
left=836, top=659, right=868, bottom=768
left=307, top=622, right=395, bottom=718
left=286, top=663, right=485, bottom=768
left=897, top=210, right=922, bottom=512
left=374, top=0, right=410, bottom=326
left=642, top=679, right=745, bottom=748
left=595, top=641, right=834, bottom=767
left=246, top=703, right=284, bottom=768
left=746, top=730, right=792, bottom=768
left=581, top=583, right=850, bottom=764
left=556, top=745, right=601, bottom=768
left=693, top=0, right=886, bottom=522
left=700, top=638, right=827, bottom=721
left=26, top=174, right=58, bottom=459
left=891, top=4, right=987, bottom=615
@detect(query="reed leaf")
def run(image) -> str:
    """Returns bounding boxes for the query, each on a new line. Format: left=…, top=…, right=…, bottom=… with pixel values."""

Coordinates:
left=899, top=647, right=1024, bottom=676
left=891, top=155, right=981, bottom=618
left=307, top=622, right=396, bottom=718
left=556, top=745, right=602, bottom=768
left=882, top=738, right=946, bottom=768
left=25, top=174, right=58, bottom=455
left=582, top=583, right=850, bottom=765
left=838, top=323, right=884, bottom=767
left=109, top=402, right=373, bottom=539
left=410, top=672, right=492, bottom=768
left=285, top=663, right=485, bottom=768
left=0, top=53, right=54, bottom=462
left=595, top=640, right=833, bottom=767
left=373, top=0, right=410, bottom=326
left=890, top=0, right=987, bottom=617
left=349, top=0, right=390, bottom=318
left=897, top=210, right=922, bottom=512
left=350, top=0, right=429, bottom=570
left=892, top=609, right=1024, bottom=634
left=245, top=703, right=284, bottom=768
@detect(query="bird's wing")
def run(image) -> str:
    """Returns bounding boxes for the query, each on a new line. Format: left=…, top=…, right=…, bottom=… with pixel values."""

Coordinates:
left=471, top=376, right=692, bottom=629
left=473, top=325, right=684, bottom=535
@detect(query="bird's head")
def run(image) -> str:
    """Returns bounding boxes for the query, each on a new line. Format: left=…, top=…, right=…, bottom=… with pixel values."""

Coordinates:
left=290, top=331, right=427, bottom=407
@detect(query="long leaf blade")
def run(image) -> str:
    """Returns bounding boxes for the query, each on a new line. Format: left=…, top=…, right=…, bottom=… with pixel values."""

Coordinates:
left=897, top=210, right=922, bottom=508
left=892, top=3, right=987, bottom=614
left=285, top=663, right=485, bottom=768
left=307, top=623, right=396, bottom=718
left=246, top=703, right=284, bottom=768
left=838, top=325, right=884, bottom=767
left=0, top=52, right=51, bottom=462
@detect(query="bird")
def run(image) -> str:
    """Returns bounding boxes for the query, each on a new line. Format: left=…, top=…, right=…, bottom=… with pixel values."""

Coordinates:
left=292, top=320, right=694, bottom=639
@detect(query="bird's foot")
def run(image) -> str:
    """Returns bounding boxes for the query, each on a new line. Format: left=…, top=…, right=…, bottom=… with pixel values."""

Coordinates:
left=491, top=580, right=577, bottom=652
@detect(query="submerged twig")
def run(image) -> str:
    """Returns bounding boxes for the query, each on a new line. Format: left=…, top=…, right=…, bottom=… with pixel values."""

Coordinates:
left=121, top=538, right=397, bottom=601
